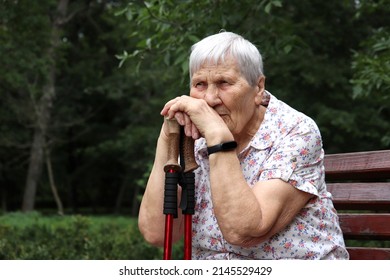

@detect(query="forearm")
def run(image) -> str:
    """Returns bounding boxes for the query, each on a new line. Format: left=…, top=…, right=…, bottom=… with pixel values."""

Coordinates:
left=209, top=150, right=314, bottom=247
left=208, top=151, right=269, bottom=246
left=138, top=129, right=183, bottom=246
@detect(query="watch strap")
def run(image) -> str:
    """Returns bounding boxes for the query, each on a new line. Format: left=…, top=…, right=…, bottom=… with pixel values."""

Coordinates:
left=207, top=141, right=237, bottom=155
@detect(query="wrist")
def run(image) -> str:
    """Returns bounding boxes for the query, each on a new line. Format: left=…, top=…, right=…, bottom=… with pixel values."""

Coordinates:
left=204, top=127, right=234, bottom=147
left=207, top=141, right=237, bottom=155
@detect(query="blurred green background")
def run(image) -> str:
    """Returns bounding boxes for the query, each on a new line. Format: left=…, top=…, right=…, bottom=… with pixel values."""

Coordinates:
left=0, top=0, right=389, bottom=259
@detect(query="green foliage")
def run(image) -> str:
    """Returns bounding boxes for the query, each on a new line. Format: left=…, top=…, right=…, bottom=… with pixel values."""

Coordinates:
left=117, top=0, right=390, bottom=153
left=0, top=0, right=167, bottom=213
left=116, top=0, right=283, bottom=83
left=350, top=0, right=390, bottom=100
left=348, top=1, right=390, bottom=148
left=351, top=28, right=390, bottom=99
left=0, top=212, right=163, bottom=260
left=1, top=0, right=389, bottom=214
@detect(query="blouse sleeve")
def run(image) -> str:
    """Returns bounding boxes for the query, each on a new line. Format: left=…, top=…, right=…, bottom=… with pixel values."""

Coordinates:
left=259, top=116, right=325, bottom=197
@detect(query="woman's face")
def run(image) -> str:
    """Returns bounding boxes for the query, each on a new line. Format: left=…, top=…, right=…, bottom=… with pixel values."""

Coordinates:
left=190, top=58, right=264, bottom=138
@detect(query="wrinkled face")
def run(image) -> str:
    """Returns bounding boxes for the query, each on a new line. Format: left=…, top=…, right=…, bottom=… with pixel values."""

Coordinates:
left=190, top=58, right=263, bottom=137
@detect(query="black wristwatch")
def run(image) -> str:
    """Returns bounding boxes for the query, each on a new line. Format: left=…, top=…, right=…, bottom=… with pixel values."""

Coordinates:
left=207, top=141, right=237, bottom=155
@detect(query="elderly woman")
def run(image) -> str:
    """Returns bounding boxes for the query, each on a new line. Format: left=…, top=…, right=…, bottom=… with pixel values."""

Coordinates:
left=138, top=31, right=349, bottom=260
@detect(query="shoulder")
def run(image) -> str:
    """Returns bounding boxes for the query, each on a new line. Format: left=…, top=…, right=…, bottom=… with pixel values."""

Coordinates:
left=258, top=92, right=322, bottom=148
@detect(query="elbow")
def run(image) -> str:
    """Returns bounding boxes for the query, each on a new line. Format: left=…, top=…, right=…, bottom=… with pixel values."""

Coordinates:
left=223, top=232, right=259, bottom=248
left=222, top=226, right=270, bottom=248
left=138, top=219, right=164, bottom=247
left=140, top=229, right=164, bottom=247
left=223, top=232, right=247, bottom=247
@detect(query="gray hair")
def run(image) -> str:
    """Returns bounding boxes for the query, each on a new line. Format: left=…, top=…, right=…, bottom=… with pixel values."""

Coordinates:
left=189, top=31, right=264, bottom=87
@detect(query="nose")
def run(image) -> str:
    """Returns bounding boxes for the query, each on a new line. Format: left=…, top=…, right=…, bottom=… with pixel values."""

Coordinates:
left=203, top=85, right=222, bottom=107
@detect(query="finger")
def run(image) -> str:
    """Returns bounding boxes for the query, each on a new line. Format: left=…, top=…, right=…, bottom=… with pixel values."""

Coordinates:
left=184, top=113, right=192, bottom=137
left=174, top=112, right=185, bottom=126
left=160, top=97, right=180, bottom=116
left=167, top=95, right=193, bottom=119
left=191, top=122, right=200, bottom=140
left=167, top=102, right=181, bottom=119
left=160, top=102, right=171, bottom=116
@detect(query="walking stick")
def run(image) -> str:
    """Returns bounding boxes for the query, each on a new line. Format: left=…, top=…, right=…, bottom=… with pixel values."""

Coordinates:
left=179, top=129, right=197, bottom=259
left=163, top=118, right=198, bottom=260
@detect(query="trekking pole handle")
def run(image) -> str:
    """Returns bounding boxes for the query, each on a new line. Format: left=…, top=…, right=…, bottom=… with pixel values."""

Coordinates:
left=163, top=118, right=181, bottom=173
left=182, top=135, right=198, bottom=173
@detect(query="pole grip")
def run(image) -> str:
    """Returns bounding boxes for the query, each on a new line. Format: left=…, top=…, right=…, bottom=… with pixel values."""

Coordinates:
left=180, top=172, right=195, bottom=215
left=182, top=136, right=198, bottom=173
left=163, top=172, right=179, bottom=217
left=163, top=118, right=181, bottom=173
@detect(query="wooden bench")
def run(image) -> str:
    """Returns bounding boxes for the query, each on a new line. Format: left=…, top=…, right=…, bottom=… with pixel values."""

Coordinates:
left=324, top=149, right=390, bottom=260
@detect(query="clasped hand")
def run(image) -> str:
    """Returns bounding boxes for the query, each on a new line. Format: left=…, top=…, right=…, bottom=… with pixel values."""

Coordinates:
left=160, top=96, right=228, bottom=141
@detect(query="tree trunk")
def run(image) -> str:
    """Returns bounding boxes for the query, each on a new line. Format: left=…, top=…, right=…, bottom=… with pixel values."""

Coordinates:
left=22, top=127, right=46, bottom=211
left=21, top=0, right=69, bottom=212
left=131, top=183, right=141, bottom=217
left=114, top=179, right=127, bottom=214
left=45, top=148, right=64, bottom=215
left=66, top=128, right=78, bottom=214
left=0, top=163, right=7, bottom=213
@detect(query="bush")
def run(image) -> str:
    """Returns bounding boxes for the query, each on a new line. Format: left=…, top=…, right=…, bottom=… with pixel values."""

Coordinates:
left=0, top=212, right=165, bottom=260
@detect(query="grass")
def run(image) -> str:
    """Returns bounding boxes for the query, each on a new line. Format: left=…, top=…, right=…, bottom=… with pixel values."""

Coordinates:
left=0, top=211, right=165, bottom=259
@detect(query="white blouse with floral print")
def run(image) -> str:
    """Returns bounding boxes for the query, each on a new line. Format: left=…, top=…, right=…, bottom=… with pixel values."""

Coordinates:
left=191, top=91, right=349, bottom=260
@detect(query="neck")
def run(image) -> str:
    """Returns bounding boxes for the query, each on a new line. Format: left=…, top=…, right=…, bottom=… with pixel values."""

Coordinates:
left=234, top=105, right=267, bottom=153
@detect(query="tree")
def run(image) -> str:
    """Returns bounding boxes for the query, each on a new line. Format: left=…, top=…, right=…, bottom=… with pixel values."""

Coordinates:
left=20, top=0, right=71, bottom=212
left=350, top=0, right=390, bottom=147
left=119, top=0, right=390, bottom=153
left=0, top=0, right=138, bottom=213
left=0, top=0, right=67, bottom=212
left=0, top=0, right=388, bottom=215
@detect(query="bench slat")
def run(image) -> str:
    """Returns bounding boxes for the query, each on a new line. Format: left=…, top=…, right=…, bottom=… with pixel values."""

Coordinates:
left=328, top=182, right=390, bottom=210
left=348, top=247, right=390, bottom=260
left=324, top=150, right=390, bottom=180
left=339, top=214, right=390, bottom=239
left=324, top=150, right=390, bottom=259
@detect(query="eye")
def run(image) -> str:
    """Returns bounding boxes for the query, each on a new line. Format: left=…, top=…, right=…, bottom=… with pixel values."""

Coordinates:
left=194, top=81, right=206, bottom=89
left=218, top=80, right=230, bottom=87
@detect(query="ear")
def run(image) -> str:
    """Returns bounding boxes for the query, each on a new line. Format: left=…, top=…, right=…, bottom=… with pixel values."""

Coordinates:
left=254, top=76, right=265, bottom=106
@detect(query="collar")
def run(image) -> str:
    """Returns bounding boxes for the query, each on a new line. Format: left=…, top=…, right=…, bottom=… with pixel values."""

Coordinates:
left=248, top=90, right=278, bottom=150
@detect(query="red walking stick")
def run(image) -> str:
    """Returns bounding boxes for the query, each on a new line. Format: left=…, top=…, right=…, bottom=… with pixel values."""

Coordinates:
left=163, top=118, right=181, bottom=260
left=179, top=133, right=197, bottom=259
left=163, top=118, right=198, bottom=260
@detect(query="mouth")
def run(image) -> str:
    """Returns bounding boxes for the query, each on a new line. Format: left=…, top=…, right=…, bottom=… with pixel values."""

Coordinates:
left=217, top=113, right=229, bottom=120
left=213, top=105, right=229, bottom=120
left=214, top=107, right=228, bottom=116
left=217, top=112, right=230, bottom=123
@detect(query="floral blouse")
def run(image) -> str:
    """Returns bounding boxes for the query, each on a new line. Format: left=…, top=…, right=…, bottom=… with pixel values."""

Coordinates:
left=191, top=91, right=349, bottom=260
